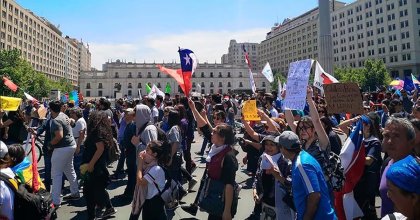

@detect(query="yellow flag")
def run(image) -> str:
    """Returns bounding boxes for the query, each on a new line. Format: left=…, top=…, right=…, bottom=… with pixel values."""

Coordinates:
left=0, top=96, right=22, bottom=111
left=242, top=100, right=261, bottom=121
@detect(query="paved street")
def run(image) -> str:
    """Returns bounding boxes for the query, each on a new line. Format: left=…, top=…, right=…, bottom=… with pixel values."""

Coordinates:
left=53, top=133, right=256, bottom=220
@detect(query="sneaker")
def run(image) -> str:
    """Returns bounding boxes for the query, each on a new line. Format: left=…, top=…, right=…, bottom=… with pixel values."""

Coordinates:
left=166, top=201, right=178, bottom=210
left=194, top=151, right=203, bottom=156
left=181, top=204, right=198, bottom=216
left=63, top=193, right=80, bottom=201
left=110, top=173, right=124, bottom=180
left=188, top=179, right=198, bottom=191
left=98, top=207, right=117, bottom=219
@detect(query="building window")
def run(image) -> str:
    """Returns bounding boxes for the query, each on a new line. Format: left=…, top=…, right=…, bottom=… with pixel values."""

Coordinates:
left=86, top=83, right=91, bottom=89
left=210, top=82, right=214, bottom=87
left=137, top=72, right=142, bottom=78
left=128, top=72, right=132, bottom=78
left=210, top=89, right=214, bottom=94
left=201, top=89, right=205, bottom=94
left=98, top=83, right=103, bottom=89
left=239, top=82, right=243, bottom=87
left=157, top=83, right=161, bottom=88
left=219, top=82, right=222, bottom=87
left=192, top=82, right=196, bottom=88
left=115, top=72, right=119, bottom=78
left=128, top=83, right=132, bottom=88
left=147, top=72, right=152, bottom=78
left=201, top=82, right=205, bottom=88
left=210, top=72, right=213, bottom=77
left=227, top=82, right=231, bottom=87
left=218, top=72, right=222, bottom=77
left=201, top=72, right=205, bottom=77
left=157, top=72, right=161, bottom=78
left=98, top=91, right=103, bottom=97
left=262, top=82, right=266, bottom=87
left=86, top=91, right=90, bottom=97
left=239, top=72, right=243, bottom=77
left=128, top=90, right=132, bottom=96
left=137, top=83, right=142, bottom=88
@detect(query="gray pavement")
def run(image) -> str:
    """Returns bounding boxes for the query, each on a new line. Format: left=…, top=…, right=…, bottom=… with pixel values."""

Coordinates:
left=54, top=133, right=256, bottom=220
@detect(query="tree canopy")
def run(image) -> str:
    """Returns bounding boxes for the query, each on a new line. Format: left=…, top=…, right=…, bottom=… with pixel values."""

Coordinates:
left=0, top=49, right=73, bottom=99
left=334, top=59, right=392, bottom=91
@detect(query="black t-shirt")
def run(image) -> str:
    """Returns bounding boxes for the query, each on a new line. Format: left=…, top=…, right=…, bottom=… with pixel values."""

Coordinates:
left=82, top=135, right=109, bottom=176
left=201, top=124, right=212, bottom=142
left=5, top=111, right=26, bottom=143
left=220, top=151, right=238, bottom=185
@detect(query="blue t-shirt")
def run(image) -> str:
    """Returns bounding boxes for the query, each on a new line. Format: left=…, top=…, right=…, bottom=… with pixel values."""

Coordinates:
left=292, top=151, right=336, bottom=220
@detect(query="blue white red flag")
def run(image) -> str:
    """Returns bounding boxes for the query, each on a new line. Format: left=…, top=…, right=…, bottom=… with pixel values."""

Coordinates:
left=177, top=48, right=197, bottom=96
left=335, top=117, right=367, bottom=220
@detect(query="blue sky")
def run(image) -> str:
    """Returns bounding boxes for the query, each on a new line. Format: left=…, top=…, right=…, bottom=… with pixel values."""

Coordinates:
left=16, top=0, right=353, bottom=69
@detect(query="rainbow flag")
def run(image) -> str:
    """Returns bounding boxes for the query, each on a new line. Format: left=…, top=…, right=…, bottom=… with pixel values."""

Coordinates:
left=11, top=157, right=45, bottom=191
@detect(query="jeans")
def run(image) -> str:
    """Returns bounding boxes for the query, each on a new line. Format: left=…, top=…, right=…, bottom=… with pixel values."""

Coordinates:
left=115, top=142, right=126, bottom=174
left=51, top=145, right=79, bottom=205
left=42, top=146, right=52, bottom=192
left=73, top=145, right=84, bottom=179
left=125, top=147, right=136, bottom=195
left=183, top=140, right=193, bottom=173
left=200, top=137, right=209, bottom=154
left=84, top=172, right=112, bottom=219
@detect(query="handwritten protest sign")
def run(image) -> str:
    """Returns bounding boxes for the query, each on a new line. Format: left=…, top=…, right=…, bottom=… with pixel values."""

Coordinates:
left=283, top=59, right=313, bottom=110
left=324, top=83, right=363, bottom=114
left=242, top=100, right=260, bottom=121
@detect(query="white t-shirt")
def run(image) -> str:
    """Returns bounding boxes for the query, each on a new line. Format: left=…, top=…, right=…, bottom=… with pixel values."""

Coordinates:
left=72, top=118, right=87, bottom=140
left=381, top=213, right=407, bottom=220
left=151, top=106, right=159, bottom=119
left=0, top=168, right=15, bottom=220
left=144, top=165, right=165, bottom=199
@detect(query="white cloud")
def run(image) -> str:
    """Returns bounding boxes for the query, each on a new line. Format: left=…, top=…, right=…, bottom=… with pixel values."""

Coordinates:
left=89, top=28, right=267, bottom=70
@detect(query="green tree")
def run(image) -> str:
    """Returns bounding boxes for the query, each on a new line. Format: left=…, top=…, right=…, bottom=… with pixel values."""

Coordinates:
left=334, top=59, right=391, bottom=91
left=0, top=49, right=74, bottom=99
left=270, top=71, right=287, bottom=91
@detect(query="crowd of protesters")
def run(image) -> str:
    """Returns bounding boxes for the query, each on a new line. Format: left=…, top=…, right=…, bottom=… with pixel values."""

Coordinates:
left=0, top=85, right=419, bottom=220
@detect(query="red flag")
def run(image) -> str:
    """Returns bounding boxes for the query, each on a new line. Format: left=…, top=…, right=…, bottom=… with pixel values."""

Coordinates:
left=31, top=136, right=40, bottom=192
left=157, top=65, right=191, bottom=95
left=2, top=76, right=18, bottom=92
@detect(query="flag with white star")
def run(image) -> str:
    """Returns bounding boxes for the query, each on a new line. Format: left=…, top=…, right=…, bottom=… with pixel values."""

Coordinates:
left=178, top=48, right=197, bottom=96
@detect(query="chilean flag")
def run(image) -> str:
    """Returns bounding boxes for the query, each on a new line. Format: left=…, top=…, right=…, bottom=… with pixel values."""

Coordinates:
left=178, top=48, right=197, bottom=96
left=334, top=116, right=367, bottom=220
left=313, top=61, right=338, bottom=93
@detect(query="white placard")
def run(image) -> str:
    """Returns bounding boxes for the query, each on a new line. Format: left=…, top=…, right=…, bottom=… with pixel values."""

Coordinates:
left=283, top=59, right=313, bottom=110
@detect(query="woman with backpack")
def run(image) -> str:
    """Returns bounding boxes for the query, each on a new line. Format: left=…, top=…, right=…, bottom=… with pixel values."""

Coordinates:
left=82, top=112, right=116, bottom=220
left=130, top=140, right=171, bottom=220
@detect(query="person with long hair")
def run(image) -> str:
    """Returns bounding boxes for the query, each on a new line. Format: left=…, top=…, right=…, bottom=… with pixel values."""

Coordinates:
left=182, top=98, right=238, bottom=220
left=354, top=115, right=383, bottom=219
left=285, top=87, right=331, bottom=190
left=82, top=112, right=116, bottom=219
left=130, top=140, right=171, bottom=220
left=320, top=116, right=342, bottom=155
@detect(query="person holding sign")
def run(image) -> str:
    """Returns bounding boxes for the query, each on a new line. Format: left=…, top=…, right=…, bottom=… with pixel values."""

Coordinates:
left=252, top=135, right=295, bottom=220
left=284, top=86, right=333, bottom=197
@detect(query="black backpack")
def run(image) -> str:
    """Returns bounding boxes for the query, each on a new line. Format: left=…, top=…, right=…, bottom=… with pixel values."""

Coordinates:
left=0, top=173, right=57, bottom=220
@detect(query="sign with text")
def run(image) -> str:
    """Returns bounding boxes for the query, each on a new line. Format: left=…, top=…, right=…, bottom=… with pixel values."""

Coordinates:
left=324, top=83, right=363, bottom=114
left=283, top=59, right=313, bottom=110
left=242, top=100, right=261, bottom=121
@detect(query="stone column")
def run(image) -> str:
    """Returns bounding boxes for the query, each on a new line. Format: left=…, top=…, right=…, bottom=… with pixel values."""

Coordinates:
left=318, top=0, right=334, bottom=75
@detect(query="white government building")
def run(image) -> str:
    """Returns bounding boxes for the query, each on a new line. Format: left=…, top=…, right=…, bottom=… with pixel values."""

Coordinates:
left=79, top=60, right=270, bottom=98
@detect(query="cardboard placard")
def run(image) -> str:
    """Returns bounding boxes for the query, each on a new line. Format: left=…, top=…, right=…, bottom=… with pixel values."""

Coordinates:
left=283, top=59, right=313, bottom=110
left=324, top=83, right=363, bottom=114
left=242, top=100, right=260, bottom=121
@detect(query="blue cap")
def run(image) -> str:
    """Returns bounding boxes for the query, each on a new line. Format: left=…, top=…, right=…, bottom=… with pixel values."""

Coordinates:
left=386, top=155, right=420, bottom=194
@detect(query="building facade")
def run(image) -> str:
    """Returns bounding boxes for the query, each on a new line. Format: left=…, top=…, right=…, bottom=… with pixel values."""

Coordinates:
left=0, top=0, right=89, bottom=84
left=331, top=0, right=420, bottom=78
left=221, top=40, right=259, bottom=72
left=258, top=1, right=346, bottom=75
left=79, top=60, right=270, bottom=98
